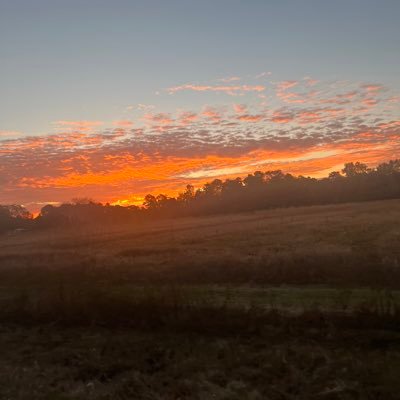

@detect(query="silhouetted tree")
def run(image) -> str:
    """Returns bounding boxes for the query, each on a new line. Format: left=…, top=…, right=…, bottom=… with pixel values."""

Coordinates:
left=177, top=184, right=195, bottom=203
left=376, top=160, right=400, bottom=175
left=342, top=162, right=369, bottom=177
left=0, top=205, right=32, bottom=233
left=3, top=158, right=400, bottom=233
left=143, top=194, right=158, bottom=210
left=328, top=171, right=342, bottom=180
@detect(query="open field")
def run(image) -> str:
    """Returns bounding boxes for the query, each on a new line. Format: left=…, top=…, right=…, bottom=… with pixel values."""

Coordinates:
left=1, top=199, right=400, bottom=399
left=2, top=199, right=400, bottom=286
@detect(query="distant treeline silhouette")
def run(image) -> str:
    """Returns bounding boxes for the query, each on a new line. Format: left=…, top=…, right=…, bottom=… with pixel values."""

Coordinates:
left=1, top=159, right=400, bottom=232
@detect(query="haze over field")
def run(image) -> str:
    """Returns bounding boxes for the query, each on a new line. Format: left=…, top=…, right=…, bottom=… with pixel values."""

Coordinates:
left=1, top=1, right=399, bottom=211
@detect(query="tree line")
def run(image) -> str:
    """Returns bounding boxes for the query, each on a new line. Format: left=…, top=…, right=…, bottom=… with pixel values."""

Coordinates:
left=1, top=159, right=400, bottom=232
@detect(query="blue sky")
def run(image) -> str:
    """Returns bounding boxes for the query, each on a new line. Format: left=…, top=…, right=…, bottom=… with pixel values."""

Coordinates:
left=1, top=0, right=399, bottom=135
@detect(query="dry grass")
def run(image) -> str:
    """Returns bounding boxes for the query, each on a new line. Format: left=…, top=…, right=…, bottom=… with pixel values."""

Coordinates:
left=1, top=199, right=400, bottom=287
left=1, top=199, right=400, bottom=398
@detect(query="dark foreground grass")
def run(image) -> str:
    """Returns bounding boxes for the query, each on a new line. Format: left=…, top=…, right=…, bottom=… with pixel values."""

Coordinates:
left=1, top=311, right=400, bottom=400
left=1, top=280, right=400, bottom=399
left=1, top=279, right=400, bottom=328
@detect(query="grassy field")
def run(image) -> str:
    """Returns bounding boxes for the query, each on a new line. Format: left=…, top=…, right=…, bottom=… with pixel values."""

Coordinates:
left=1, top=199, right=400, bottom=399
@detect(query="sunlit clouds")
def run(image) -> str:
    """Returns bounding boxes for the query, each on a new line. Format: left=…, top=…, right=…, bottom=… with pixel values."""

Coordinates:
left=1, top=76, right=399, bottom=211
left=113, top=120, right=134, bottom=128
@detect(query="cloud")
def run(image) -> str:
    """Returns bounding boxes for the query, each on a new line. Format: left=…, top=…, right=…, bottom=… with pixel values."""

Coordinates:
left=54, top=120, right=103, bottom=132
left=362, top=98, right=378, bottom=107
left=0, top=130, right=22, bottom=138
left=218, top=76, right=241, bottom=82
left=387, top=96, right=400, bottom=104
left=377, top=120, right=400, bottom=130
left=276, top=80, right=298, bottom=91
left=233, top=104, right=247, bottom=114
left=126, top=104, right=156, bottom=113
left=275, top=80, right=312, bottom=104
left=271, top=111, right=294, bottom=123
left=179, top=112, right=198, bottom=125
left=113, top=120, right=134, bottom=128
left=303, top=77, right=319, bottom=86
left=233, top=104, right=265, bottom=123
left=318, top=91, right=357, bottom=105
left=237, top=114, right=264, bottom=122
left=361, top=84, right=385, bottom=93
left=297, top=111, right=323, bottom=124
left=255, top=71, right=272, bottom=79
left=143, top=113, right=174, bottom=125
left=137, top=104, right=156, bottom=112
left=277, top=91, right=308, bottom=104
left=202, top=106, right=223, bottom=122
left=167, top=83, right=265, bottom=96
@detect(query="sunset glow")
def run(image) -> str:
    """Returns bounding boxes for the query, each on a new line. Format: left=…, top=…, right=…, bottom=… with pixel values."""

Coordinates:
left=1, top=76, right=399, bottom=211
left=1, top=1, right=399, bottom=212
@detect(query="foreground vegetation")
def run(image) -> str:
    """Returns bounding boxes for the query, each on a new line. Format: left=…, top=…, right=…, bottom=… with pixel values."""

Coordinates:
left=1, top=199, right=400, bottom=398
left=1, top=313, right=400, bottom=400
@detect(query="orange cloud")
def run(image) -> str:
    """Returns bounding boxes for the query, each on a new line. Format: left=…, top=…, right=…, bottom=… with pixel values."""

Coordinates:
left=297, top=111, right=322, bottom=124
left=362, top=98, right=378, bottom=107
left=143, top=113, right=174, bottom=125
left=237, top=114, right=264, bottom=122
left=4, top=125, right=399, bottom=212
left=378, top=120, right=400, bottom=130
left=275, top=80, right=313, bottom=104
left=179, top=112, right=198, bottom=125
left=113, top=120, right=134, bottom=127
left=276, top=80, right=298, bottom=91
left=233, top=104, right=247, bottom=114
left=277, top=91, right=307, bottom=104
left=271, top=111, right=294, bottom=123
left=202, top=106, right=222, bottom=122
left=362, top=84, right=385, bottom=93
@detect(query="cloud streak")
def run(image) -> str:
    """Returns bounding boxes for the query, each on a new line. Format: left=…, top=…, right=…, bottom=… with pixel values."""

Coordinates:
left=168, top=83, right=266, bottom=96
left=54, top=120, right=104, bottom=132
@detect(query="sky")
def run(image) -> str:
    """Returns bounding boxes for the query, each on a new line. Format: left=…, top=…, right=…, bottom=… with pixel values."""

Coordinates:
left=0, top=0, right=399, bottom=211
